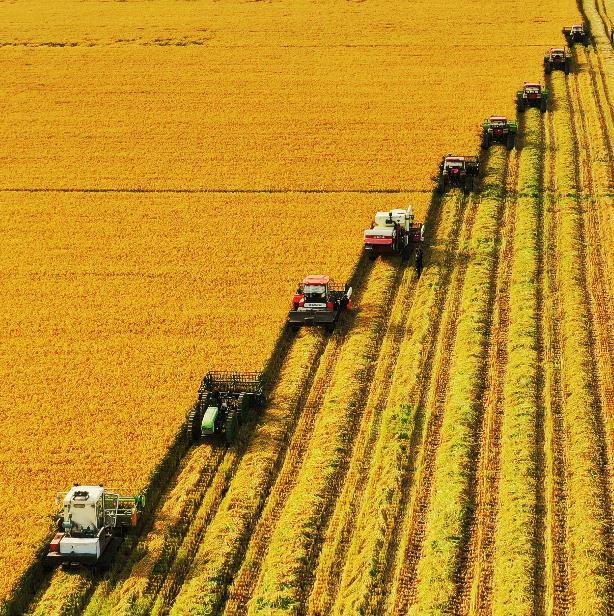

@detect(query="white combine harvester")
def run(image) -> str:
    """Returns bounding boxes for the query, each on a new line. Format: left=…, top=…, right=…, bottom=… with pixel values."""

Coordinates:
left=363, top=206, right=425, bottom=275
left=46, top=484, right=145, bottom=569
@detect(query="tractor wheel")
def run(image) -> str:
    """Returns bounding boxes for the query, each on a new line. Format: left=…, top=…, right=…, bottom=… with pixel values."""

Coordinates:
left=237, top=393, right=246, bottom=424
left=415, top=249, right=424, bottom=278
left=465, top=177, right=474, bottom=193
left=540, top=99, right=547, bottom=113
left=368, top=252, right=376, bottom=261
left=544, top=62, right=551, bottom=75
left=225, top=409, right=238, bottom=444
left=481, top=133, right=490, bottom=149
left=325, top=320, right=336, bottom=333
left=437, top=177, right=445, bottom=194
left=565, top=60, right=571, bottom=75
left=517, top=100, right=526, bottom=113
left=507, top=133, right=515, bottom=150
left=402, top=243, right=411, bottom=262
left=186, top=408, right=201, bottom=445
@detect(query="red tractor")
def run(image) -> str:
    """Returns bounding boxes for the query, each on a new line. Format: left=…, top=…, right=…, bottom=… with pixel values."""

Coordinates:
left=288, top=275, right=352, bottom=331
left=363, top=206, right=424, bottom=276
left=563, top=24, right=590, bottom=46
left=544, top=47, right=572, bottom=74
left=436, top=155, right=480, bottom=193
left=516, top=82, right=549, bottom=113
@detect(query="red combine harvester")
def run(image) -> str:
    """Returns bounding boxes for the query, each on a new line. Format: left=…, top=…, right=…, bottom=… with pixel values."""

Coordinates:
left=363, top=206, right=424, bottom=276
left=288, top=275, right=352, bottom=331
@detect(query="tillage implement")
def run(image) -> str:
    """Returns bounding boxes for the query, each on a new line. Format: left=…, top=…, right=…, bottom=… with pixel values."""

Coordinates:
left=363, top=206, right=425, bottom=276
left=46, top=485, right=145, bottom=569
left=187, top=371, right=266, bottom=444
left=481, top=116, right=517, bottom=150
left=288, top=275, right=352, bottom=331
left=436, top=154, right=480, bottom=193
left=544, top=47, right=572, bottom=74
left=516, top=82, right=549, bottom=113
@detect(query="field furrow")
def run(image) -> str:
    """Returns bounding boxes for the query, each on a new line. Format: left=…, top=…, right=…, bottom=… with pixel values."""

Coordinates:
left=391, top=150, right=508, bottom=614
left=222, top=326, right=350, bottom=614
left=549, top=70, right=612, bottom=615
left=239, top=258, right=399, bottom=614
left=490, top=109, right=546, bottom=616
left=329, top=190, right=470, bottom=615
left=542, top=94, right=571, bottom=616
left=459, top=138, right=520, bottom=615
left=306, top=242, right=425, bottom=614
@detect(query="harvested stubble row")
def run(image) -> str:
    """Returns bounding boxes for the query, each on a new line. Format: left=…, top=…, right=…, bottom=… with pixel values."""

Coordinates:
left=114, top=327, right=325, bottom=616
left=241, top=259, right=398, bottom=614
left=307, top=255, right=420, bottom=615
left=329, top=190, right=469, bottom=615
left=391, top=149, right=507, bottom=614
left=491, top=109, right=544, bottom=616
left=27, top=569, right=93, bottom=616
left=549, top=71, right=612, bottom=616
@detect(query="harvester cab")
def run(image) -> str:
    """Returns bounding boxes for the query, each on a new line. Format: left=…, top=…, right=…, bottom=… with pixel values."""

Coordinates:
left=187, top=371, right=266, bottom=445
left=363, top=206, right=425, bottom=275
left=46, top=485, right=145, bottom=569
left=516, top=82, right=549, bottom=113
left=288, top=275, right=352, bottom=331
left=481, top=116, right=517, bottom=150
left=563, top=24, right=589, bottom=45
left=436, top=155, right=480, bottom=193
left=544, top=47, right=571, bottom=75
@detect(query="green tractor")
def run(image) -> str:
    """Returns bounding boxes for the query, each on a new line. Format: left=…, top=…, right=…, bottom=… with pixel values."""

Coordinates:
left=481, top=116, right=517, bottom=150
left=186, top=371, right=266, bottom=444
left=516, top=82, right=549, bottom=113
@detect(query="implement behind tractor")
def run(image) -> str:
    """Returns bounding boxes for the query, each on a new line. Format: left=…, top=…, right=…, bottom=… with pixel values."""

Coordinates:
left=481, top=116, right=517, bottom=150
left=46, top=485, right=145, bottom=569
left=436, top=155, right=480, bottom=193
left=187, top=371, right=266, bottom=444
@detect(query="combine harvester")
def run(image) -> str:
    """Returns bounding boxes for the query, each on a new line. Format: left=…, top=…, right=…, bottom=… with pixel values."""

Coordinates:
left=481, top=116, right=517, bottom=150
left=46, top=485, right=144, bottom=569
left=363, top=206, right=425, bottom=276
left=563, top=23, right=590, bottom=46
left=288, top=275, right=352, bottom=332
left=516, top=82, right=549, bottom=113
left=436, top=154, right=480, bottom=193
left=187, top=371, right=266, bottom=445
left=544, top=47, right=572, bottom=74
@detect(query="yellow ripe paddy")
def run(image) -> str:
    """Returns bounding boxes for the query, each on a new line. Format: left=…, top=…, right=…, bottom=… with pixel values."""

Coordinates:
left=2, top=0, right=612, bottom=614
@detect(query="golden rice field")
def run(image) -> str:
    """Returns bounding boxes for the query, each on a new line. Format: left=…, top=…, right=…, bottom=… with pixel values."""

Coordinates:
left=1, top=0, right=613, bottom=614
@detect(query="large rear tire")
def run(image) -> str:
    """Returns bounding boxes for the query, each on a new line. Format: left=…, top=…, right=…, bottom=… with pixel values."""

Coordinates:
left=507, top=133, right=516, bottom=150
left=415, top=249, right=424, bottom=278
left=186, top=407, right=202, bottom=445
left=481, top=132, right=490, bottom=149
left=540, top=99, right=547, bottom=113
left=517, top=100, right=526, bottom=113
left=225, top=409, right=238, bottom=444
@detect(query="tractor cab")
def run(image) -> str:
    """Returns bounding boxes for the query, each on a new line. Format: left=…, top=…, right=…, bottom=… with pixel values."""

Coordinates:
left=298, top=275, right=331, bottom=308
left=488, top=116, right=508, bottom=133
left=571, top=24, right=584, bottom=33
left=289, top=275, right=352, bottom=330
left=550, top=48, right=565, bottom=59
left=524, top=83, right=542, bottom=98
left=60, top=486, right=105, bottom=536
left=443, top=157, right=465, bottom=173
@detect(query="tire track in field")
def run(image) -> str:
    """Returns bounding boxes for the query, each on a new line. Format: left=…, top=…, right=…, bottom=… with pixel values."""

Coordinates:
left=567, top=57, right=614, bottom=612
left=381, top=187, right=480, bottom=613
left=305, top=260, right=421, bottom=615
left=224, top=260, right=402, bottom=615
left=543, top=86, right=570, bottom=616
left=457, top=149, right=518, bottom=615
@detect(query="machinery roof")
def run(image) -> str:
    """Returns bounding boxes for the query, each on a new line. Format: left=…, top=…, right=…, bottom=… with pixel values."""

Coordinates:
left=489, top=115, right=508, bottom=121
left=64, top=485, right=105, bottom=504
left=524, top=82, right=542, bottom=88
left=303, top=275, right=330, bottom=285
left=572, top=24, right=584, bottom=28
left=550, top=47, right=565, bottom=52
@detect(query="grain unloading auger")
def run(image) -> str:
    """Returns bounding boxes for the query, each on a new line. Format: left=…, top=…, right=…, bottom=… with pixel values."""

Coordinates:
left=46, top=485, right=145, bottom=569
left=187, top=371, right=266, bottom=445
